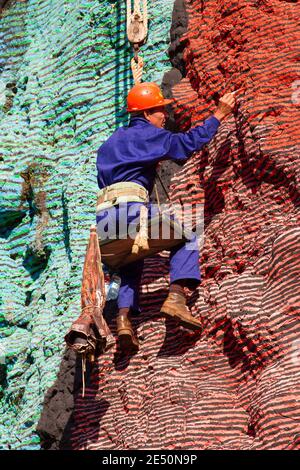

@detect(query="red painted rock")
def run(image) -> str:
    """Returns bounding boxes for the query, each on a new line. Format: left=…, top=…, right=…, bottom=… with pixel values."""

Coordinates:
left=69, top=0, right=300, bottom=450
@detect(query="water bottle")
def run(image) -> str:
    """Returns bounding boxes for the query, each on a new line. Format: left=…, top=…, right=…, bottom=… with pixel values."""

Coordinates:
left=104, top=277, right=110, bottom=297
left=103, top=269, right=110, bottom=297
left=107, top=274, right=121, bottom=301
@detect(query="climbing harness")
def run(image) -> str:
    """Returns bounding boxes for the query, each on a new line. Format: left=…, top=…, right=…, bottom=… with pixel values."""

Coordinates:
left=96, top=182, right=149, bottom=212
left=97, top=176, right=186, bottom=270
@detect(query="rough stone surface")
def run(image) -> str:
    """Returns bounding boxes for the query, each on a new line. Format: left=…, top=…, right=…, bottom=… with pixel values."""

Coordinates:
left=0, top=0, right=175, bottom=449
left=1, top=0, right=299, bottom=451
left=65, top=0, right=300, bottom=450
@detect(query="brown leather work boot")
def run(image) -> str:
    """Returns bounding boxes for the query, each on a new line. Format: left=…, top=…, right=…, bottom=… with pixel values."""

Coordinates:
left=116, top=315, right=139, bottom=353
left=160, top=292, right=202, bottom=331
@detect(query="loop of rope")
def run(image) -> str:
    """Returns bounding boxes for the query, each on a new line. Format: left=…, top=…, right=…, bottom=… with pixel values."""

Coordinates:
left=127, top=0, right=148, bottom=40
left=130, top=55, right=144, bottom=84
left=126, top=1, right=147, bottom=44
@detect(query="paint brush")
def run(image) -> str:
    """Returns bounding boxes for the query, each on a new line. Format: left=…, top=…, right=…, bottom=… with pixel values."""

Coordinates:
left=231, top=88, right=245, bottom=95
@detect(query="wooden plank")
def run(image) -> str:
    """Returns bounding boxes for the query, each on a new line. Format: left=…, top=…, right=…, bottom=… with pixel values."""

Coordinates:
left=99, top=213, right=188, bottom=269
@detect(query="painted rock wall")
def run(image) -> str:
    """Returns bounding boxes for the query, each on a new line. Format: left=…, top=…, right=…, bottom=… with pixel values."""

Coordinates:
left=166, top=0, right=300, bottom=449
left=0, top=0, right=175, bottom=449
left=59, top=0, right=299, bottom=450
left=1, top=0, right=299, bottom=450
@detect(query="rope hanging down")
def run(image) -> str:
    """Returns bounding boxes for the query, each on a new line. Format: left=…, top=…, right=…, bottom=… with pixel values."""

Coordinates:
left=126, top=0, right=148, bottom=84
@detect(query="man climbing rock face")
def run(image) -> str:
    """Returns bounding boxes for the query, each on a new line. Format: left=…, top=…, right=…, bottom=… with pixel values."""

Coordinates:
left=96, top=82, right=235, bottom=353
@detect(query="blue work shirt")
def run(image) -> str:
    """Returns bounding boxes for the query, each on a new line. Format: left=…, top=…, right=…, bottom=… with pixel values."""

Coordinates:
left=96, top=115, right=220, bottom=194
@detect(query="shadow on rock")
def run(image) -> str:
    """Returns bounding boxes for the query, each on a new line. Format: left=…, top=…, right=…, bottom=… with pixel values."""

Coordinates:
left=36, top=349, right=80, bottom=449
left=157, top=317, right=201, bottom=357
left=36, top=348, right=107, bottom=450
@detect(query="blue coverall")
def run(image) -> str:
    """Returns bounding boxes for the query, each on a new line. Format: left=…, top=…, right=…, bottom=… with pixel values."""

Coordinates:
left=96, top=115, right=220, bottom=313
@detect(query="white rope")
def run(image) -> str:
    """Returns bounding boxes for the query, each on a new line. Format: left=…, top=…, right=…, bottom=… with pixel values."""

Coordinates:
left=81, top=354, right=86, bottom=398
left=134, top=0, right=141, bottom=13
left=132, top=204, right=149, bottom=254
left=130, top=55, right=144, bottom=84
left=132, top=0, right=148, bottom=29
left=142, top=0, right=148, bottom=37
left=126, top=0, right=131, bottom=38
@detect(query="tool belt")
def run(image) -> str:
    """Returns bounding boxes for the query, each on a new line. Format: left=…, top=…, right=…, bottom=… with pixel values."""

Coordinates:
left=96, top=182, right=149, bottom=212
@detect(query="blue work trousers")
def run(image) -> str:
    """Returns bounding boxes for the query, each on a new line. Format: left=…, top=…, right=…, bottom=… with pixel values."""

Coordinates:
left=96, top=202, right=201, bottom=313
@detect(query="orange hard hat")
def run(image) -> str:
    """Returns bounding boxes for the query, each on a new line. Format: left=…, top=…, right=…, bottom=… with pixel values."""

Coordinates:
left=126, top=82, right=174, bottom=112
